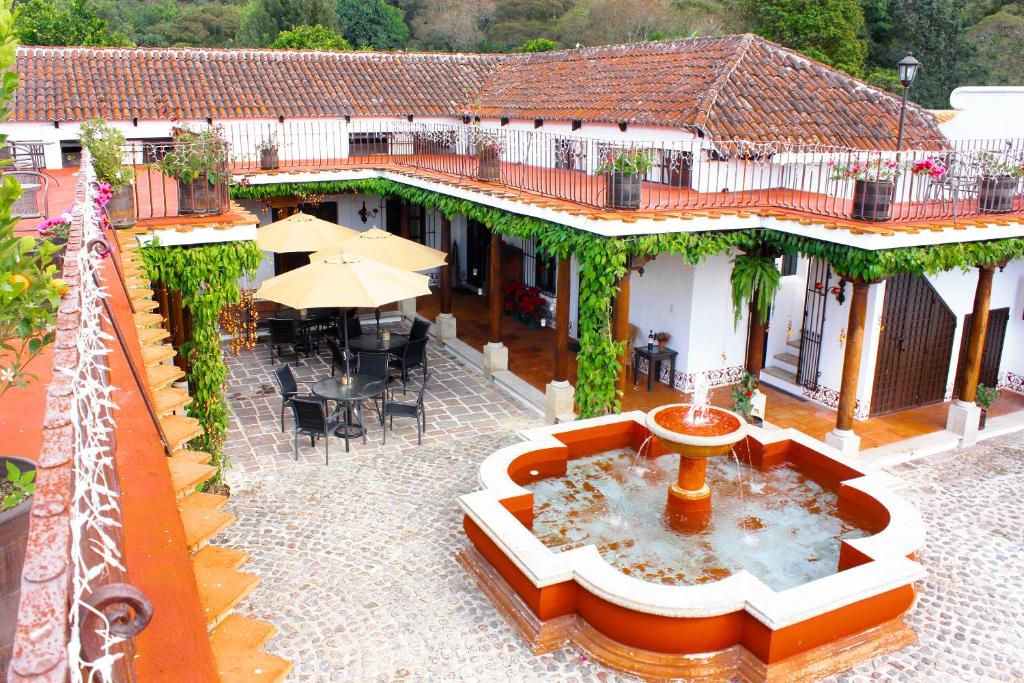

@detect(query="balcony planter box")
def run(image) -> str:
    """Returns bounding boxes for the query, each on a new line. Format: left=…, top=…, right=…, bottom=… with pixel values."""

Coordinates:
left=605, top=171, right=643, bottom=210
left=477, top=150, right=500, bottom=182
left=977, top=175, right=1016, bottom=213
left=107, top=183, right=136, bottom=229
left=0, top=456, right=35, bottom=672
left=851, top=179, right=893, bottom=222
left=177, top=178, right=229, bottom=216
left=259, top=148, right=279, bottom=170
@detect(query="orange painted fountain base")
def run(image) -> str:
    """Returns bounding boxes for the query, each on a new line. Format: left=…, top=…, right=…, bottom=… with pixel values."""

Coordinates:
left=665, top=454, right=713, bottom=531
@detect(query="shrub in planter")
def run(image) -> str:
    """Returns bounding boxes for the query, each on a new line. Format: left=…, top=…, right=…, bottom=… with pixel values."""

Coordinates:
left=156, top=125, right=231, bottom=216
left=731, top=372, right=760, bottom=424
left=599, top=148, right=654, bottom=210
left=80, top=119, right=136, bottom=228
left=975, top=153, right=1023, bottom=213
left=257, top=134, right=279, bottom=170
left=502, top=281, right=547, bottom=327
left=828, top=157, right=900, bottom=221
left=976, top=383, right=1000, bottom=430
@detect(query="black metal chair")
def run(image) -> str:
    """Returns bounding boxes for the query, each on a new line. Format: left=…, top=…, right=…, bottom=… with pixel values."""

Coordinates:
left=389, top=337, right=428, bottom=394
left=289, top=397, right=343, bottom=464
left=357, top=351, right=391, bottom=424
left=383, top=374, right=429, bottom=445
left=273, top=363, right=317, bottom=433
left=326, top=337, right=350, bottom=377
left=268, top=318, right=307, bottom=364
left=408, top=318, right=430, bottom=342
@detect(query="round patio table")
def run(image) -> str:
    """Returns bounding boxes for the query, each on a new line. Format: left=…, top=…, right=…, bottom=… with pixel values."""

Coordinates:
left=275, top=307, right=338, bottom=322
left=311, top=374, right=385, bottom=449
left=348, top=332, right=409, bottom=354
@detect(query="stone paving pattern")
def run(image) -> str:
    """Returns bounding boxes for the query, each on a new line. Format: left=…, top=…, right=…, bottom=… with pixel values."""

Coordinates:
left=216, top=327, right=1024, bottom=681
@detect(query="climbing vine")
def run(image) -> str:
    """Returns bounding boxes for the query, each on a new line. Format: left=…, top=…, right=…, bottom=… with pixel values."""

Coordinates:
left=139, top=240, right=263, bottom=485
left=232, top=179, right=1024, bottom=416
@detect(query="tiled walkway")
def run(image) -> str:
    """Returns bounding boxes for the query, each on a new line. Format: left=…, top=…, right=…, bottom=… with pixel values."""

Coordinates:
left=217, top=324, right=1024, bottom=681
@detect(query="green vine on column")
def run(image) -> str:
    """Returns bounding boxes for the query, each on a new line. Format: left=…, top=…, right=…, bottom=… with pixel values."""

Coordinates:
left=139, top=240, right=262, bottom=485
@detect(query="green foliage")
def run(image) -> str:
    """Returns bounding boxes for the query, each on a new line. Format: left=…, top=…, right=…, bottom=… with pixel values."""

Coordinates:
left=237, top=0, right=337, bottom=47
left=515, top=37, right=558, bottom=52
left=744, top=0, right=868, bottom=75
left=335, top=0, right=409, bottom=49
left=15, top=0, right=134, bottom=47
left=79, top=119, right=133, bottom=187
left=2, top=460, right=35, bottom=510
left=729, top=252, right=781, bottom=323
left=157, top=125, right=230, bottom=185
left=597, top=148, right=656, bottom=175
left=976, top=383, right=1000, bottom=409
left=969, top=9, right=1024, bottom=86
left=139, top=240, right=262, bottom=484
left=730, top=371, right=758, bottom=420
left=271, top=23, right=351, bottom=50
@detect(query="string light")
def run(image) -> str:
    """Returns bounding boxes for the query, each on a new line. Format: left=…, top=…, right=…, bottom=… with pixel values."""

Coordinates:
left=220, top=288, right=258, bottom=355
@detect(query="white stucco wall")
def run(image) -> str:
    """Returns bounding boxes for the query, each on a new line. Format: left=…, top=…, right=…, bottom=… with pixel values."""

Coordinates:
left=940, top=87, right=1024, bottom=141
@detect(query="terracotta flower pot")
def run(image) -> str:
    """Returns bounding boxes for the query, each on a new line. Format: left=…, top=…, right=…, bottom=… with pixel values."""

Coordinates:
left=978, top=175, right=1017, bottom=213
left=106, top=183, right=136, bottom=229
left=177, top=178, right=228, bottom=216
left=605, top=171, right=643, bottom=210
left=259, top=148, right=279, bottom=170
left=851, top=179, right=893, bottom=221
left=979, top=408, right=988, bottom=430
left=0, top=456, right=35, bottom=673
left=477, top=150, right=500, bottom=182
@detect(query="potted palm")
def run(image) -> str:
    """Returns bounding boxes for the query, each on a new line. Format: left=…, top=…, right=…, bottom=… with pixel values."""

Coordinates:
left=157, top=125, right=230, bottom=216
left=80, top=119, right=136, bottom=228
left=257, top=133, right=279, bottom=170
left=975, top=152, right=1023, bottom=213
left=828, top=156, right=900, bottom=221
left=599, top=148, right=655, bottom=210
left=976, top=384, right=1000, bottom=430
left=472, top=127, right=502, bottom=182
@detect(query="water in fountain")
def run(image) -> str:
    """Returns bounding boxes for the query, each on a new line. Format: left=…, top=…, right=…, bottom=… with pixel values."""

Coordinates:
left=687, top=375, right=712, bottom=426
left=630, top=435, right=655, bottom=473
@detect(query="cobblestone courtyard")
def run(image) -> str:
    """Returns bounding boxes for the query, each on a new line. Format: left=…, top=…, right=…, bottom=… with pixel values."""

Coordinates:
left=216, top=331, right=1024, bottom=681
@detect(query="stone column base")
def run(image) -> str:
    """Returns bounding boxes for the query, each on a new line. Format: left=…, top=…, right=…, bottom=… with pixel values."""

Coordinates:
left=435, top=313, right=457, bottom=343
left=825, top=428, right=861, bottom=455
left=483, top=341, right=508, bottom=379
left=544, top=380, right=575, bottom=424
left=398, top=297, right=417, bottom=320
left=946, top=399, right=981, bottom=447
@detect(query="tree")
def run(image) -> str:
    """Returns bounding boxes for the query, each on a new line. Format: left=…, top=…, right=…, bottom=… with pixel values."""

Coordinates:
left=406, top=0, right=495, bottom=51
left=335, top=0, right=409, bottom=49
left=515, top=37, right=557, bottom=51
left=15, top=0, right=134, bottom=47
left=556, top=0, right=706, bottom=47
left=237, top=0, right=338, bottom=47
left=271, top=23, right=351, bottom=50
left=743, top=0, right=867, bottom=75
left=969, top=9, right=1024, bottom=85
left=486, top=0, right=571, bottom=49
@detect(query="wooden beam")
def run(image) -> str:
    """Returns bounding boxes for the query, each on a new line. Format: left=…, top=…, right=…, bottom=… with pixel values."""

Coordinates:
left=958, top=265, right=996, bottom=404
left=745, top=291, right=766, bottom=376
left=554, top=258, right=571, bottom=383
left=439, top=216, right=452, bottom=315
left=488, top=231, right=502, bottom=343
left=835, top=280, right=869, bottom=432
left=612, top=271, right=631, bottom=396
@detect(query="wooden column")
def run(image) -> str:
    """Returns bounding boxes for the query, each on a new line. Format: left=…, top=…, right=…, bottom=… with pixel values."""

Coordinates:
left=488, top=231, right=502, bottom=343
left=745, top=292, right=766, bottom=376
left=835, top=280, right=870, bottom=432
left=959, top=264, right=996, bottom=403
left=400, top=202, right=411, bottom=240
left=553, top=258, right=571, bottom=383
left=439, top=216, right=452, bottom=315
left=612, top=270, right=631, bottom=395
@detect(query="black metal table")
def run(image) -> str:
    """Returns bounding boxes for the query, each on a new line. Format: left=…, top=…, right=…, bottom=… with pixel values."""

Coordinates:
left=348, top=332, right=409, bottom=354
left=633, top=345, right=678, bottom=391
left=275, top=307, right=337, bottom=322
left=311, top=374, right=385, bottom=451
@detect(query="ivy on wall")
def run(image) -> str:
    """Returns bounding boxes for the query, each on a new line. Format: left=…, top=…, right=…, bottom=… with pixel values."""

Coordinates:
left=140, top=240, right=263, bottom=484
left=232, top=179, right=1024, bottom=416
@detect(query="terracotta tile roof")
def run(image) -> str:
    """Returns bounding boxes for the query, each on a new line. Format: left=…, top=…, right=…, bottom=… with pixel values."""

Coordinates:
left=929, top=109, right=959, bottom=124
left=471, top=34, right=943, bottom=149
left=13, top=46, right=502, bottom=121
left=13, top=35, right=944, bottom=149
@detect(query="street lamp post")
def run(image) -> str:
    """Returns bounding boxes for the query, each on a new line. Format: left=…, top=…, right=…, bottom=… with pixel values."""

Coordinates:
left=895, top=54, right=921, bottom=153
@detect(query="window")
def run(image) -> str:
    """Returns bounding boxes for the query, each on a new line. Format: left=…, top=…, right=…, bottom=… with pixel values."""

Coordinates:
left=349, top=132, right=390, bottom=156
left=554, top=138, right=584, bottom=170
left=60, top=141, right=82, bottom=168
left=655, top=150, right=692, bottom=188
left=133, top=137, right=174, bottom=164
left=521, top=237, right=557, bottom=296
left=385, top=199, right=425, bottom=244
left=780, top=254, right=798, bottom=277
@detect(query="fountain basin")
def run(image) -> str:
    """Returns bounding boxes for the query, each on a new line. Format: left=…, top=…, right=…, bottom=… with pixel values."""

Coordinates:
left=458, top=412, right=925, bottom=680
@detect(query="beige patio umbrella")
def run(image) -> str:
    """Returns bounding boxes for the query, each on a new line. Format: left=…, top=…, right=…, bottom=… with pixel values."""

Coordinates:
left=310, top=227, right=447, bottom=272
left=255, top=251, right=431, bottom=377
left=256, top=212, right=361, bottom=253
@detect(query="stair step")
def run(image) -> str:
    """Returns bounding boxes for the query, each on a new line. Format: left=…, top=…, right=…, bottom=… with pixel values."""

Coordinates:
left=180, top=491, right=229, bottom=513
left=154, top=386, right=191, bottom=416
left=138, top=326, right=171, bottom=346
left=163, top=414, right=203, bottom=451
left=193, top=545, right=249, bottom=571
left=180, top=496, right=236, bottom=552
left=172, top=449, right=213, bottom=465
left=194, top=563, right=260, bottom=628
left=762, top=365, right=798, bottom=385
left=168, top=457, right=218, bottom=498
left=129, top=287, right=154, bottom=301
left=142, top=344, right=176, bottom=368
left=211, top=625, right=292, bottom=683
left=774, top=351, right=799, bottom=367
left=787, top=337, right=802, bottom=350
left=134, top=312, right=164, bottom=328
left=132, top=298, right=160, bottom=313
left=146, top=363, right=185, bottom=392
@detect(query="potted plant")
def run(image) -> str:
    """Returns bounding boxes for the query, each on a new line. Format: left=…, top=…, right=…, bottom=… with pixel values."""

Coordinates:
left=731, top=372, right=761, bottom=425
left=654, top=331, right=670, bottom=350
left=828, top=156, right=900, bottom=221
left=976, top=384, right=1000, bottom=430
left=471, top=127, right=502, bottom=182
left=34, top=209, right=72, bottom=272
left=79, top=119, right=136, bottom=229
left=975, top=152, right=1023, bottom=213
left=599, top=147, right=655, bottom=210
left=257, top=133, right=279, bottom=170
left=156, top=125, right=230, bottom=216
left=0, top=456, right=35, bottom=660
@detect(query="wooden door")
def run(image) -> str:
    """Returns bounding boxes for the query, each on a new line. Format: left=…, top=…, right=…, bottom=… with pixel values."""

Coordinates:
left=871, top=274, right=956, bottom=415
left=954, top=307, right=1009, bottom=397
left=466, top=220, right=489, bottom=289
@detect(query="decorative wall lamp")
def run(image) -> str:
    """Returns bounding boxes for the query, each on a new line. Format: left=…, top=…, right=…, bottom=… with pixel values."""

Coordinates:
left=831, top=278, right=847, bottom=305
left=358, top=201, right=379, bottom=224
